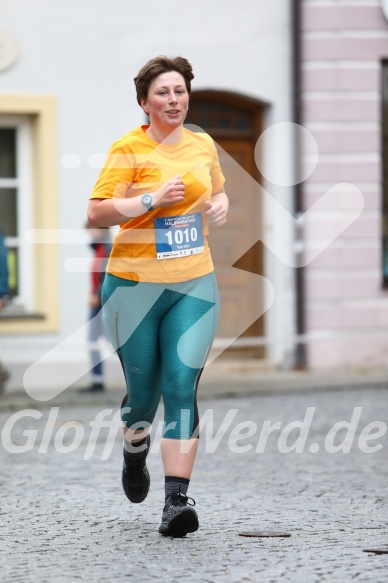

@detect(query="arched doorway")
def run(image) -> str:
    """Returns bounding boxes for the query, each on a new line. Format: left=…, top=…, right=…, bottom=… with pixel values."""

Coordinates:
left=185, top=91, right=266, bottom=358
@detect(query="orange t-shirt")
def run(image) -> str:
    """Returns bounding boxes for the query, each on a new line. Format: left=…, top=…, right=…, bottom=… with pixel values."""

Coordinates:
left=90, top=125, right=225, bottom=283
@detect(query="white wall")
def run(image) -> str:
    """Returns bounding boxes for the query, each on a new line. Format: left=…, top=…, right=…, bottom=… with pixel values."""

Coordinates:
left=0, top=0, right=294, bottom=388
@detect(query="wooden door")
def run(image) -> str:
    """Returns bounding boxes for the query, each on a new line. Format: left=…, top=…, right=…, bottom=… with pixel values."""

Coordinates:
left=186, top=92, right=265, bottom=357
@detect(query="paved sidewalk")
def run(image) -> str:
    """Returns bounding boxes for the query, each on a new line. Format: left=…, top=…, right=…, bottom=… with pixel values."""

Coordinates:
left=0, top=384, right=387, bottom=582
left=1, top=364, right=388, bottom=411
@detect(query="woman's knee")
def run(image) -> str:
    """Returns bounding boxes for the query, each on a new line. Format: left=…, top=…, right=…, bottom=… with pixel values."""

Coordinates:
left=163, top=370, right=199, bottom=410
left=121, top=402, right=159, bottom=430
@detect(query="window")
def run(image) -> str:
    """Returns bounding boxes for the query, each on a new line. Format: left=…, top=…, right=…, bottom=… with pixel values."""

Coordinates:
left=0, top=116, right=33, bottom=310
left=0, top=95, right=58, bottom=332
left=186, top=100, right=252, bottom=132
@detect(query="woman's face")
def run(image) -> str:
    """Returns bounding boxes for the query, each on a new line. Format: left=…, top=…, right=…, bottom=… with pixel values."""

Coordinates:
left=140, top=71, right=189, bottom=131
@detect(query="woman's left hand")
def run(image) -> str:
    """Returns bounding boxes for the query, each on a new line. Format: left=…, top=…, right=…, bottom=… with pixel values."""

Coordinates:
left=204, top=200, right=227, bottom=226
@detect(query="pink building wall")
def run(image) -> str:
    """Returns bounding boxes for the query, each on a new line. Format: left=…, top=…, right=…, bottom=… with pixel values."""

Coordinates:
left=300, top=0, right=388, bottom=369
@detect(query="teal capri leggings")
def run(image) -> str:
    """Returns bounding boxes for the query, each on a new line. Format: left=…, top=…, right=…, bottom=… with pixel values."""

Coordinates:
left=101, top=271, right=220, bottom=439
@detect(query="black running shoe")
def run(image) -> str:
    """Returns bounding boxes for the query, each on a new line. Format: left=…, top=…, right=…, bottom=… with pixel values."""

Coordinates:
left=158, top=489, right=199, bottom=537
left=122, top=435, right=151, bottom=504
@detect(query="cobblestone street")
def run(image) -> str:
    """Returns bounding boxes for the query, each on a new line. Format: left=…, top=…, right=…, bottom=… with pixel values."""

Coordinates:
left=1, top=385, right=387, bottom=582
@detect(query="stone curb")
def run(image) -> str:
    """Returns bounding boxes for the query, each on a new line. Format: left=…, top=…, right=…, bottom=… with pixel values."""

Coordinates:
left=0, top=370, right=387, bottom=412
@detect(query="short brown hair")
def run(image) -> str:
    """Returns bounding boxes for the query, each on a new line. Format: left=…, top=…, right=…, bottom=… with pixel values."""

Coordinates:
left=134, top=56, right=194, bottom=106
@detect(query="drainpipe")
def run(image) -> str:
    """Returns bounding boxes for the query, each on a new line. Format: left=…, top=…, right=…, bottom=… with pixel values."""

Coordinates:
left=292, top=0, right=306, bottom=369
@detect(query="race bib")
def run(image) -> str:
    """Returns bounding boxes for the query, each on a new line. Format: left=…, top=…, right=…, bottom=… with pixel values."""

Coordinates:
left=154, top=213, right=204, bottom=260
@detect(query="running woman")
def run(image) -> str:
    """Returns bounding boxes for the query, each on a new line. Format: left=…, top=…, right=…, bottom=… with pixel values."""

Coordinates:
left=87, top=56, right=228, bottom=537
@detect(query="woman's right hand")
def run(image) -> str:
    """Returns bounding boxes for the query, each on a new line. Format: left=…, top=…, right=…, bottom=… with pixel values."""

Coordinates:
left=153, top=176, right=185, bottom=208
left=88, top=176, right=186, bottom=227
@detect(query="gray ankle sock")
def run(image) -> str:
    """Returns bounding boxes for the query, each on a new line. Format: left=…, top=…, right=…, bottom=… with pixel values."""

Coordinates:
left=165, top=476, right=190, bottom=500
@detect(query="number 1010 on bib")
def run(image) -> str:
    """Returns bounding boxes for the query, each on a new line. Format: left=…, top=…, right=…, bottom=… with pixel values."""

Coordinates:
left=154, top=213, right=205, bottom=260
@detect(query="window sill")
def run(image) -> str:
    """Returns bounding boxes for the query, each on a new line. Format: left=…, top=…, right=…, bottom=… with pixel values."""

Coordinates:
left=0, top=312, right=45, bottom=320
left=0, top=304, right=45, bottom=321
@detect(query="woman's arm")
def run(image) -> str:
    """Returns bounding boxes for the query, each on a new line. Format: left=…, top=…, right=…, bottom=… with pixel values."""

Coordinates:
left=87, top=176, right=186, bottom=227
left=204, top=188, right=229, bottom=226
left=88, top=196, right=149, bottom=227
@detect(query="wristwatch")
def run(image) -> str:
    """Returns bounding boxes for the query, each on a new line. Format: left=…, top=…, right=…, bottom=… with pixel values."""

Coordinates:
left=141, top=192, right=153, bottom=211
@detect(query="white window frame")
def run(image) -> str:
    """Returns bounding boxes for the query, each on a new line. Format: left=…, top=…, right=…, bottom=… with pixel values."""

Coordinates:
left=0, top=115, right=33, bottom=311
